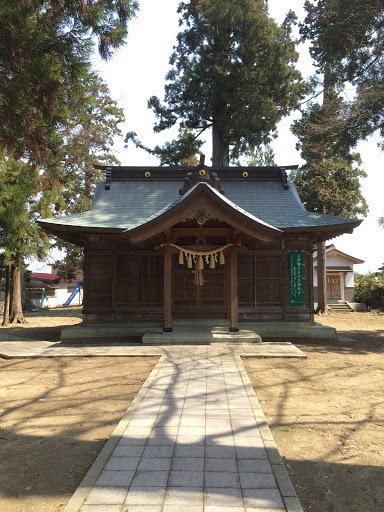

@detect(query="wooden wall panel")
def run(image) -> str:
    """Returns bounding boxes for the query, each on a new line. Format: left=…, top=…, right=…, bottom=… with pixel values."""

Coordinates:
left=238, top=255, right=255, bottom=307
left=116, top=255, right=140, bottom=305
left=238, top=254, right=281, bottom=307
left=87, top=253, right=113, bottom=308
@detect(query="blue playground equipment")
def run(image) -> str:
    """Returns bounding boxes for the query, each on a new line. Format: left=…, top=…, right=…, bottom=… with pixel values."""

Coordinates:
left=63, top=282, right=83, bottom=306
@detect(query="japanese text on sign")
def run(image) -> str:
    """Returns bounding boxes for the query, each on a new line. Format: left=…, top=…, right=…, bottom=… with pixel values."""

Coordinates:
left=289, top=251, right=304, bottom=306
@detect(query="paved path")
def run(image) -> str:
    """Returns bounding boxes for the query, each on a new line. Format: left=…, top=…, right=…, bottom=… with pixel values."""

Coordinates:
left=0, top=337, right=305, bottom=511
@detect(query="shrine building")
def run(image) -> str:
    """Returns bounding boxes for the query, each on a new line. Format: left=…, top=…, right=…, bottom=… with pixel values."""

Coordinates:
left=38, top=164, right=362, bottom=336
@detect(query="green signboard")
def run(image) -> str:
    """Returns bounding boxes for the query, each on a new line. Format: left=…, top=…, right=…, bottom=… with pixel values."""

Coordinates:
left=289, top=251, right=304, bottom=306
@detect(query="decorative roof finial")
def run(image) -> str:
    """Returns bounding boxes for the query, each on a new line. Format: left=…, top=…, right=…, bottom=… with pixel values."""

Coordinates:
left=179, top=155, right=225, bottom=195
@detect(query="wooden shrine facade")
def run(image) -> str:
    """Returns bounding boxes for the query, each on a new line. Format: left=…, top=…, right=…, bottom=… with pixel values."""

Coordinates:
left=39, top=164, right=362, bottom=332
left=83, top=233, right=314, bottom=331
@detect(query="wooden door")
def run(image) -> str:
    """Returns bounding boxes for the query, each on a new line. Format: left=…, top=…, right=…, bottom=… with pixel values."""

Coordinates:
left=173, top=268, right=226, bottom=317
left=327, top=275, right=340, bottom=299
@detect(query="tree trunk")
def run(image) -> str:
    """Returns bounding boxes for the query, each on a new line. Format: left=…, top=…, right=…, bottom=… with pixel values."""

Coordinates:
left=316, top=241, right=328, bottom=314
left=212, top=123, right=229, bottom=166
left=2, top=264, right=11, bottom=326
left=9, top=268, right=26, bottom=324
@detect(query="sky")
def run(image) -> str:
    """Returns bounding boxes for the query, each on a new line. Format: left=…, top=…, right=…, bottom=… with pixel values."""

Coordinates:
left=33, top=0, right=383, bottom=274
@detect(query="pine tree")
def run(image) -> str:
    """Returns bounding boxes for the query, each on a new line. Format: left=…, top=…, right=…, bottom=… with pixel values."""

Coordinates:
left=130, top=0, right=305, bottom=166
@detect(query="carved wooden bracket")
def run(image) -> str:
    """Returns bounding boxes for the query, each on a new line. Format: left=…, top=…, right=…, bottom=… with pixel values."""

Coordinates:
left=194, top=209, right=211, bottom=226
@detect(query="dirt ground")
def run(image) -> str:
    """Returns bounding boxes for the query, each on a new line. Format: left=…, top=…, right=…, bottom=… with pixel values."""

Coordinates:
left=0, top=354, right=158, bottom=512
left=0, top=306, right=83, bottom=342
left=244, top=312, right=384, bottom=512
left=0, top=309, right=383, bottom=512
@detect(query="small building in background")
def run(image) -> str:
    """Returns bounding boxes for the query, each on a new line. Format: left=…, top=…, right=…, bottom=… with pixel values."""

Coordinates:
left=313, top=244, right=364, bottom=310
left=27, top=266, right=83, bottom=308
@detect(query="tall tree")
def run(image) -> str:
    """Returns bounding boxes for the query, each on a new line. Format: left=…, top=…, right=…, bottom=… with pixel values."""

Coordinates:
left=0, top=156, right=49, bottom=324
left=293, top=0, right=375, bottom=313
left=47, top=74, right=125, bottom=280
left=0, top=0, right=137, bottom=163
left=129, top=0, right=305, bottom=166
left=0, top=1, right=135, bottom=323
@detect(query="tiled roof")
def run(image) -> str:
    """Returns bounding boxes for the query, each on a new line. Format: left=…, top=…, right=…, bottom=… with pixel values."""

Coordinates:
left=125, top=182, right=281, bottom=235
left=38, top=170, right=361, bottom=232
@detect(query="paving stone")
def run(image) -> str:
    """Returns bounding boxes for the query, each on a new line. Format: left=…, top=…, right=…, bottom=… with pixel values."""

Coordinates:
left=137, top=457, right=172, bottom=471
left=205, top=457, right=238, bottom=473
left=205, top=471, right=241, bottom=488
left=142, top=445, right=174, bottom=458
left=205, top=487, right=244, bottom=507
left=80, top=505, right=123, bottom=511
left=204, top=507, right=245, bottom=512
left=147, top=435, right=176, bottom=446
left=245, top=508, right=285, bottom=512
left=236, top=446, right=268, bottom=459
left=112, top=445, right=145, bottom=458
left=121, top=506, right=162, bottom=512
left=124, top=486, right=167, bottom=505
left=179, top=417, right=206, bottom=427
left=96, top=470, right=135, bottom=487
left=174, top=445, right=204, bottom=458
left=151, top=426, right=179, bottom=436
left=168, top=470, right=204, bottom=487
left=170, top=457, right=204, bottom=472
left=205, top=445, right=236, bottom=459
left=131, top=470, right=169, bottom=487
left=105, top=457, right=141, bottom=471
left=205, top=435, right=235, bottom=446
left=118, top=436, right=148, bottom=446
left=237, top=459, right=273, bottom=474
left=84, top=486, right=128, bottom=505
left=176, top=435, right=205, bottom=445
left=242, top=489, right=285, bottom=509
left=162, top=505, right=203, bottom=512
left=48, top=343, right=304, bottom=512
left=163, top=486, right=204, bottom=506
left=233, top=436, right=263, bottom=447
left=239, top=472, right=277, bottom=489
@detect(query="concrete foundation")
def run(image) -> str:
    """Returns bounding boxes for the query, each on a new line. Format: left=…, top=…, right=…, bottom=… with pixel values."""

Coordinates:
left=61, top=319, right=337, bottom=343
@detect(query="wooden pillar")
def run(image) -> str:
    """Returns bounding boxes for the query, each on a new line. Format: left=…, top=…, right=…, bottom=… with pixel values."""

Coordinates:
left=308, top=242, right=315, bottom=314
left=163, top=249, right=173, bottom=332
left=316, top=240, right=328, bottom=314
left=111, top=236, right=117, bottom=313
left=82, top=234, right=89, bottom=314
left=281, top=240, right=288, bottom=320
left=229, top=251, right=239, bottom=332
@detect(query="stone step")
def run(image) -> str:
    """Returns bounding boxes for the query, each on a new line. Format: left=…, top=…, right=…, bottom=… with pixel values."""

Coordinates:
left=328, top=302, right=354, bottom=312
left=142, top=327, right=262, bottom=344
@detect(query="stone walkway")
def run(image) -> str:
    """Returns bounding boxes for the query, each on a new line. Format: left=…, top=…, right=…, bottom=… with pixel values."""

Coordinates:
left=0, top=337, right=305, bottom=511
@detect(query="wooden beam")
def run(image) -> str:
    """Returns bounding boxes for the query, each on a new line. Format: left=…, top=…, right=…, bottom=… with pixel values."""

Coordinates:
left=229, top=251, right=239, bottom=332
left=163, top=249, right=173, bottom=332
left=170, top=227, right=233, bottom=238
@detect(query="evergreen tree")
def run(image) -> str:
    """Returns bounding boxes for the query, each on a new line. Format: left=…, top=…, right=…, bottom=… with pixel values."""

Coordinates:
left=0, top=0, right=137, bottom=163
left=130, top=0, right=305, bottom=166
left=293, top=0, right=374, bottom=313
left=0, top=1, right=135, bottom=323
left=0, top=156, right=49, bottom=324
left=48, top=75, right=125, bottom=281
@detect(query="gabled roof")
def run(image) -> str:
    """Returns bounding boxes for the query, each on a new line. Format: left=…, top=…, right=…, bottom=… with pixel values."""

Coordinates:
left=38, top=166, right=362, bottom=242
left=124, top=182, right=281, bottom=245
left=313, top=245, right=365, bottom=264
